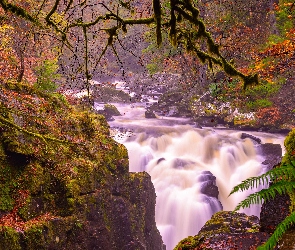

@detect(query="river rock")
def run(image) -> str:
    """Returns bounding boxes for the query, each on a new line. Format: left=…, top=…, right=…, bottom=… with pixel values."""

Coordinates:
left=258, top=143, right=282, bottom=171
left=145, top=110, right=156, bottom=118
left=92, top=86, right=132, bottom=103
left=96, top=104, right=121, bottom=121
left=174, top=211, right=270, bottom=250
left=149, top=91, right=192, bottom=118
left=198, top=171, right=219, bottom=199
left=241, top=133, right=261, bottom=144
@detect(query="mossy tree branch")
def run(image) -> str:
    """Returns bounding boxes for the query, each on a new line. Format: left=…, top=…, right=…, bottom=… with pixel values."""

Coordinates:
left=0, top=115, right=71, bottom=145
left=0, top=0, right=259, bottom=91
left=172, top=1, right=258, bottom=88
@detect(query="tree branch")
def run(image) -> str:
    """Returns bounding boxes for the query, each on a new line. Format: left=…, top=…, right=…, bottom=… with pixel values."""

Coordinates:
left=0, top=0, right=40, bottom=25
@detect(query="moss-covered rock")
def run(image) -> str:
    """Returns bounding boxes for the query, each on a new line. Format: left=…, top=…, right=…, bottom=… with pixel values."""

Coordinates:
left=284, top=128, right=295, bottom=157
left=92, top=86, right=132, bottom=103
left=96, top=104, right=121, bottom=121
left=0, top=81, right=164, bottom=249
left=174, top=211, right=269, bottom=250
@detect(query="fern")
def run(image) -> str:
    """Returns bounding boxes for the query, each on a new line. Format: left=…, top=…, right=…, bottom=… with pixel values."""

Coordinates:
left=229, top=160, right=295, bottom=250
left=229, top=163, right=295, bottom=196
left=257, top=212, right=295, bottom=250
left=233, top=181, right=295, bottom=211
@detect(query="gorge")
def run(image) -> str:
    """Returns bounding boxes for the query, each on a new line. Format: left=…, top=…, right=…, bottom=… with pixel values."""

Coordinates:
left=107, top=103, right=285, bottom=250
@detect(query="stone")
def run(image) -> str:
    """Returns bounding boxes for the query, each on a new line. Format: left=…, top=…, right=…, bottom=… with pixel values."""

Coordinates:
left=174, top=211, right=270, bottom=250
left=258, top=143, right=282, bottom=171
left=145, top=110, right=156, bottom=118
left=96, top=104, right=121, bottom=121
left=198, top=171, right=219, bottom=199
left=241, top=133, right=261, bottom=144
left=0, top=173, right=166, bottom=250
left=260, top=193, right=290, bottom=234
left=276, top=228, right=295, bottom=250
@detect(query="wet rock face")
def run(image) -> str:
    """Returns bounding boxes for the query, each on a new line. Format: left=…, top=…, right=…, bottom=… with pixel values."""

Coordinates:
left=258, top=143, right=282, bottom=171
left=260, top=193, right=290, bottom=234
left=259, top=192, right=295, bottom=250
left=198, top=171, right=219, bottom=199
left=276, top=228, right=295, bottom=250
left=0, top=172, right=165, bottom=250
left=174, top=211, right=270, bottom=250
left=96, top=104, right=121, bottom=121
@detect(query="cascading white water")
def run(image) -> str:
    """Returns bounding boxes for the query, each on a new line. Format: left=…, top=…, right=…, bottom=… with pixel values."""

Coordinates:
left=106, top=103, right=285, bottom=250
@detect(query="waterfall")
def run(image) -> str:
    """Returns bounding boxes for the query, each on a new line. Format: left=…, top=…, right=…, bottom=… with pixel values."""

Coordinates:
left=106, top=103, right=285, bottom=250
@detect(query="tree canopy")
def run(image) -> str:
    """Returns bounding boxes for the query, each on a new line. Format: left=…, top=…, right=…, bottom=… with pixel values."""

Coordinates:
left=0, top=0, right=259, bottom=91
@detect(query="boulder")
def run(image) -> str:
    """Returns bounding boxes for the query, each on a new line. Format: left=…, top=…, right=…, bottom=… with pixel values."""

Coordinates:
left=96, top=104, right=121, bottom=121
left=258, top=143, right=282, bottom=171
left=259, top=187, right=295, bottom=250
left=149, top=91, right=192, bottom=118
left=145, top=110, right=156, bottom=118
left=241, top=133, right=261, bottom=144
left=0, top=173, right=165, bottom=250
left=174, top=211, right=270, bottom=250
left=92, top=86, right=132, bottom=103
left=198, top=171, right=219, bottom=199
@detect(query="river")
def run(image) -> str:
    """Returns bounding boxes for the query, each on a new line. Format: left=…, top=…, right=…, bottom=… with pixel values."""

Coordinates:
left=97, top=102, right=286, bottom=250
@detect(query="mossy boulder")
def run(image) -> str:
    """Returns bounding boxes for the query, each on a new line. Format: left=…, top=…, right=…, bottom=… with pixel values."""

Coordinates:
left=174, top=211, right=269, bottom=250
left=0, top=81, right=164, bottom=249
left=0, top=173, right=164, bottom=250
left=150, top=90, right=192, bottom=117
left=92, top=86, right=132, bottom=103
left=96, top=104, right=121, bottom=121
left=283, top=128, right=295, bottom=158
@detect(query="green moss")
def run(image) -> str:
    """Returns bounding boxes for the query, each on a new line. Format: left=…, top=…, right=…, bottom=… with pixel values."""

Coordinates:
left=104, top=104, right=121, bottom=116
left=24, top=225, right=45, bottom=249
left=284, top=129, right=295, bottom=156
left=0, top=226, right=21, bottom=250
left=0, top=186, right=14, bottom=211
left=174, top=211, right=260, bottom=249
left=0, top=78, right=133, bottom=247
left=17, top=195, right=33, bottom=221
left=23, top=162, right=50, bottom=195
left=66, top=179, right=80, bottom=197
left=66, top=198, right=75, bottom=213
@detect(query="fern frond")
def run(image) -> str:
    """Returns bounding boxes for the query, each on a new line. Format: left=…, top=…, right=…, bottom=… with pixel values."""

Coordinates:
left=257, top=211, right=295, bottom=250
left=233, top=181, right=295, bottom=211
left=229, top=164, right=295, bottom=196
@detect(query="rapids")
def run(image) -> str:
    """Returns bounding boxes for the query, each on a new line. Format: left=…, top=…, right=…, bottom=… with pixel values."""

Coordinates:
left=102, top=103, right=285, bottom=250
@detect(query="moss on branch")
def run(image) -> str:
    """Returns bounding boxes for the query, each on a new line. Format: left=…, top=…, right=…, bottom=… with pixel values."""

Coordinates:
left=0, top=0, right=260, bottom=89
left=0, top=0, right=40, bottom=25
left=0, top=115, right=71, bottom=145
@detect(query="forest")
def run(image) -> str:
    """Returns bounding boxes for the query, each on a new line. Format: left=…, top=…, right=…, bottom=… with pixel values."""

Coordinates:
left=0, top=0, right=295, bottom=250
